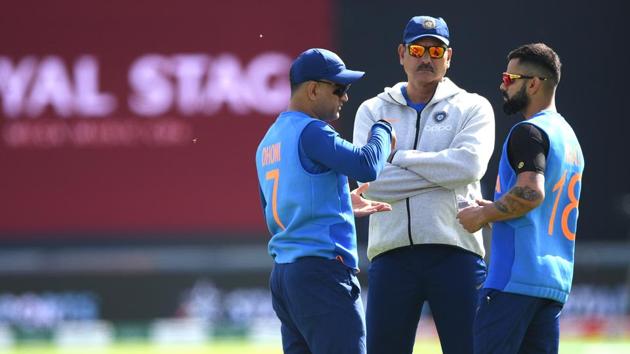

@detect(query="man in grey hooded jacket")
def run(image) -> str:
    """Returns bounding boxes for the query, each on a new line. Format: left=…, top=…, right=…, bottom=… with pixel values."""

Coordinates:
left=353, top=16, right=495, bottom=354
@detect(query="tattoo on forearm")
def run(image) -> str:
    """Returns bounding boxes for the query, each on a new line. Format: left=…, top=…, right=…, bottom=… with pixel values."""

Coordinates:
left=509, top=186, right=542, bottom=201
left=495, top=200, right=509, bottom=213
left=494, top=186, right=542, bottom=215
left=495, top=197, right=525, bottom=215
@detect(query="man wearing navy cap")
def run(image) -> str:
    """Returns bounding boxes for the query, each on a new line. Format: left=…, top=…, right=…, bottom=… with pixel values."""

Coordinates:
left=255, top=48, right=396, bottom=354
left=353, top=16, right=495, bottom=354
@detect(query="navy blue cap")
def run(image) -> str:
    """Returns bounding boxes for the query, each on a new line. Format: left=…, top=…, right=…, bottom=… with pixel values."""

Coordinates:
left=403, top=16, right=450, bottom=46
left=289, top=48, right=365, bottom=86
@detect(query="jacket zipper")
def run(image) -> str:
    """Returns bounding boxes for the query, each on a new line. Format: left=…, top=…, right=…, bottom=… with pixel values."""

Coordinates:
left=391, top=87, right=437, bottom=247
left=413, top=110, right=422, bottom=149
left=406, top=198, right=413, bottom=245
left=407, top=109, right=423, bottom=246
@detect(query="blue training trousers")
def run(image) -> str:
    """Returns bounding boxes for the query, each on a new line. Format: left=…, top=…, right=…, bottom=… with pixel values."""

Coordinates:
left=474, top=289, right=563, bottom=354
left=367, top=244, right=487, bottom=354
left=270, top=257, right=366, bottom=354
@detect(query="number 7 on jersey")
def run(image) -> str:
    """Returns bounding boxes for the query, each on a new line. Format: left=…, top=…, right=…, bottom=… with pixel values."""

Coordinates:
left=265, top=168, right=286, bottom=230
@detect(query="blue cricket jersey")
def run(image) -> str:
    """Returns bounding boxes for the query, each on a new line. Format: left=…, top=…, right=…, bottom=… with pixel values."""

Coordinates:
left=255, top=111, right=391, bottom=269
left=486, top=110, right=584, bottom=303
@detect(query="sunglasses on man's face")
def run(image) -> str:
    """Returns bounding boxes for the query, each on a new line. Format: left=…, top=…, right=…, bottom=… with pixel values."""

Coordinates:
left=314, top=80, right=350, bottom=97
left=501, top=72, right=547, bottom=87
left=407, top=44, right=448, bottom=59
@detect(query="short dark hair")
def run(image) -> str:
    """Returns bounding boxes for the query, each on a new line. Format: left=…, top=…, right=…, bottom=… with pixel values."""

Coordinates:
left=507, top=43, right=561, bottom=85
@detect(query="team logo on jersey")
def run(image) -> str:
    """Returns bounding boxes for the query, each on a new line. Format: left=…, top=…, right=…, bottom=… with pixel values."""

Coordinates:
left=433, top=111, right=448, bottom=122
left=423, top=19, right=436, bottom=29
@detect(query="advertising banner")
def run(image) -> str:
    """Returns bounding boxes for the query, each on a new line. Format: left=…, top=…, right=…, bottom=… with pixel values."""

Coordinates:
left=0, top=0, right=332, bottom=239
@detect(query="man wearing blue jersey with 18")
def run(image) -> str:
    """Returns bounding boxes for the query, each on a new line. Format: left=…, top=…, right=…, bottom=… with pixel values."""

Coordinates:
left=457, top=43, right=584, bottom=354
left=255, top=48, right=395, bottom=354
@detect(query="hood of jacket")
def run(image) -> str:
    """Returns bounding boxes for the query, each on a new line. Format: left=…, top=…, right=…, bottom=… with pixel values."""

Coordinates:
left=377, top=78, right=463, bottom=107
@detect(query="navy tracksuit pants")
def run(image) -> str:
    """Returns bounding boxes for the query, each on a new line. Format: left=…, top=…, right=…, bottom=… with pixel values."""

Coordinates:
left=270, top=257, right=366, bottom=354
left=474, top=289, right=563, bottom=354
left=367, top=244, right=487, bottom=354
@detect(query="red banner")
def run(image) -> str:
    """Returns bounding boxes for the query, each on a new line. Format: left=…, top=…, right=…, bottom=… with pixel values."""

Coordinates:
left=0, top=0, right=332, bottom=238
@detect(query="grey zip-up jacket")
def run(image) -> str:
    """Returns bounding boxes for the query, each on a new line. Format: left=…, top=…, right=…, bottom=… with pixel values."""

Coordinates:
left=353, top=79, right=495, bottom=260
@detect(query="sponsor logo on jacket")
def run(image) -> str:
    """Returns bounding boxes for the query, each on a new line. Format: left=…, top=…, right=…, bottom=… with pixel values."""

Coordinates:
left=424, top=124, right=453, bottom=132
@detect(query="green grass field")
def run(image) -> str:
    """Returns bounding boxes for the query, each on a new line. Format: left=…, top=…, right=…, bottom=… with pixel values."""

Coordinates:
left=4, top=339, right=630, bottom=354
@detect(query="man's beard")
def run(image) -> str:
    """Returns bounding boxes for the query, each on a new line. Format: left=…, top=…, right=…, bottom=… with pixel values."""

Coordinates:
left=502, top=85, right=529, bottom=115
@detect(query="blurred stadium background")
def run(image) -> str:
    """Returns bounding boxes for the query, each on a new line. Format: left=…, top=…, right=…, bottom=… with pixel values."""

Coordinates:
left=1, top=0, right=628, bottom=353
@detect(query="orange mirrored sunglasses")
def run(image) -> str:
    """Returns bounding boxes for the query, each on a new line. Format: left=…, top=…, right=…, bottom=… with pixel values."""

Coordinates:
left=502, top=72, right=547, bottom=87
left=407, top=45, right=447, bottom=59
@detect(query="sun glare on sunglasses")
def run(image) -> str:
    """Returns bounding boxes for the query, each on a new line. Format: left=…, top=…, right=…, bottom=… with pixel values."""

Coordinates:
left=407, top=45, right=447, bottom=59
left=501, top=72, right=547, bottom=86
left=314, top=80, right=350, bottom=97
